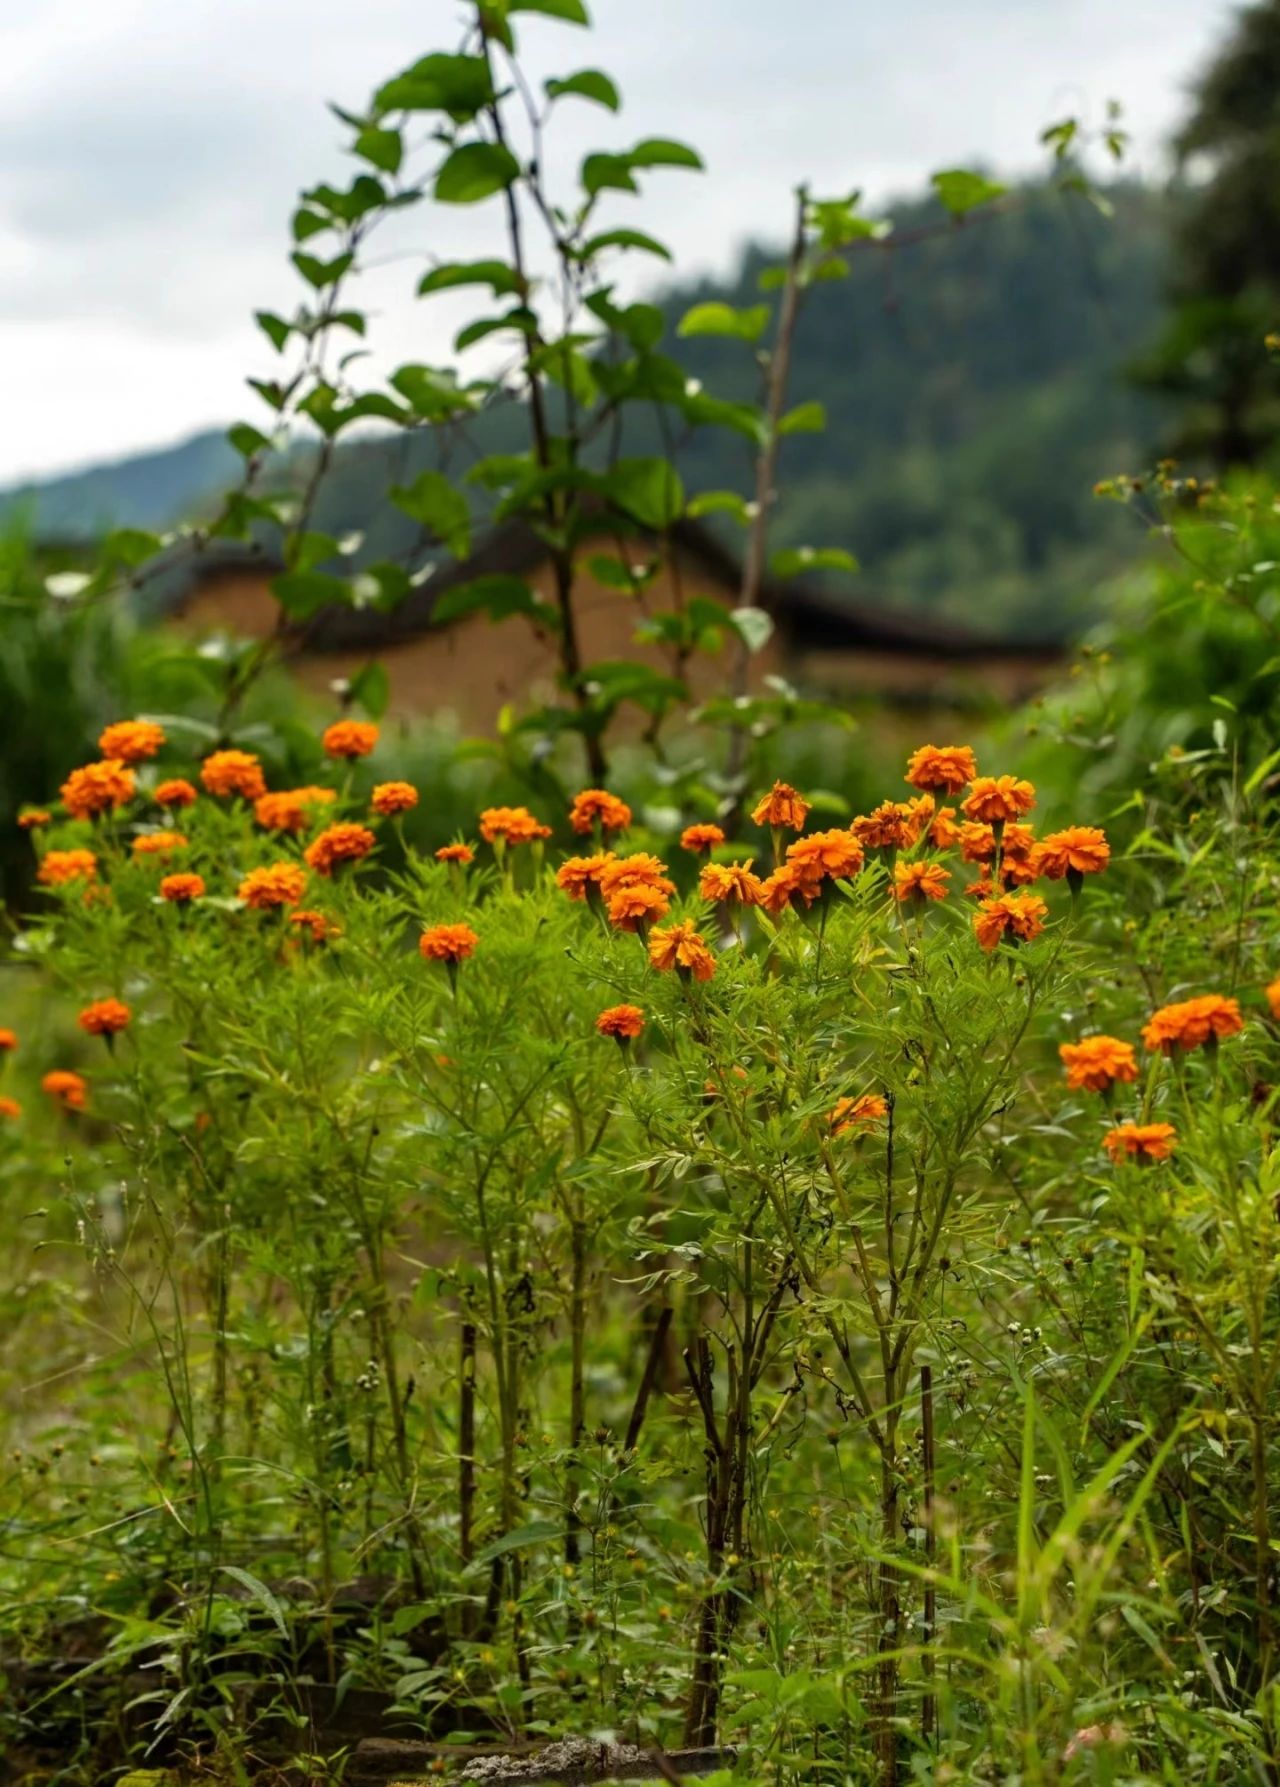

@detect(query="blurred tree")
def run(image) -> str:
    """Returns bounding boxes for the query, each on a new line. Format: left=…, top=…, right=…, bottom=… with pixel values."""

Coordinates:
left=0, top=524, right=322, bottom=908
left=1134, top=0, right=1280, bottom=466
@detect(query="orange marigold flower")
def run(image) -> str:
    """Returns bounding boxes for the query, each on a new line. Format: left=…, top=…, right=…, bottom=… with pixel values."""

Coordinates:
left=893, top=861, right=951, bottom=904
left=999, top=845, right=1041, bottom=889
left=160, top=872, right=205, bottom=903
left=62, top=758, right=136, bottom=819
left=436, top=842, right=474, bottom=865
left=598, top=853, right=675, bottom=899
left=961, top=775, right=1036, bottom=826
left=78, top=998, right=131, bottom=1037
left=0, top=1096, right=20, bottom=1120
left=238, top=863, right=307, bottom=911
left=1141, top=994, right=1244, bottom=1055
left=557, top=852, right=615, bottom=901
left=1103, top=1122, right=1177, bottom=1164
left=18, top=809, right=51, bottom=830
left=289, top=909, right=341, bottom=944
left=419, top=922, right=479, bottom=964
left=905, top=744, right=978, bottom=796
left=99, top=719, right=165, bottom=763
left=322, top=719, right=379, bottom=759
left=751, top=781, right=810, bottom=831
left=1059, top=1035, right=1139, bottom=1093
left=254, top=787, right=337, bottom=833
left=648, top=918, right=716, bottom=981
left=1032, top=826, right=1111, bottom=881
left=201, top=750, right=267, bottom=801
left=479, top=805, right=551, bottom=846
left=42, top=1069, right=87, bottom=1111
left=759, top=863, right=823, bottom=915
left=957, top=821, right=997, bottom=865
left=371, top=781, right=419, bottom=817
left=606, top=882, right=671, bottom=932
left=786, top=829, right=864, bottom=884
left=680, top=823, right=726, bottom=853
left=1267, top=976, right=1280, bottom=1021
left=972, top=891, right=1048, bottom=952
left=569, top=788, right=632, bottom=835
left=596, top=1004, right=645, bottom=1040
left=958, top=820, right=1036, bottom=868
left=38, top=848, right=97, bottom=887
left=154, top=778, right=198, bottom=809
left=304, top=822, right=376, bottom=877
left=699, top=860, right=764, bottom=906
left=928, top=806, right=959, bottom=848
left=132, top=830, right=187, bottom=858
left=0, top=1029, right=16, bottom=1052
left=829, top=1093, right=889, bottom=1135
left=852, top=802, right=916, bottom=851
left=904, top=793, right=935, bottom=836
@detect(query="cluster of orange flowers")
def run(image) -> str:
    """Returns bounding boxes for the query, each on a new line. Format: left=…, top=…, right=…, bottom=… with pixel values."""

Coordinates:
left=371, top=781, right=418, bottom=817
left=420, top=922, right=479, bottom=966
left=132, top=830, right=187, bottom=858
left=201, top=750, right=267, bottom=802
left=1103, top=1122, right=1178, bottom=1163
left=0, top=1029, right=87, bottom=1121
left=547, top=752, right=1106, bottom=968
left=1060, top=993, right=1245, bottom=1164
left=596, top=1003, right=645, bottom=1042
left=42, top=1069, right=87, bottom=1112
left=829, top=1093, right=889, bottom=1136
left=322, top=720, right=379, bottom=760
left=291, top=909, right=341, bottom=945
left=99, top=720, right=164, bottom=763
left=1140, top=994, right=1244, bottom=1055
left=254, top=787, right=336, bottom=833
left=31, top=734, right=1119, bottom=1010
left=78, top=998, right=131, bottom=1038
left=31, top=742, right=1108, bottom=975
left=155, top=779, right=198, bottom=809
left=304, top=823, right=376, bottom=878
left=0, top=1029, right=17, bottom=1122
left=570, top=789, right=632, bottom=836
left=61, top=759, right=136, bottom=820
left=38, top=849, right=98, bottom=887
left=480, top=806, right=553, bottom=847
left=28, top=724, right=403, bottom=925
left=405, top=756, right=1123, bottom=1111
left=160, top=873, right=205, bottom=904
left=14, top=718, right=1280, bottom=1210
left=239, top=864, right=308, bottom=911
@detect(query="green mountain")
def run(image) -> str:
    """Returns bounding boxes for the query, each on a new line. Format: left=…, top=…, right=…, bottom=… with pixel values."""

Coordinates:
left=2, top=430, right=239, bottom=541
left=670, top=181, right=1168, bottom=638
left=3, top=179, right=1169, bottom=641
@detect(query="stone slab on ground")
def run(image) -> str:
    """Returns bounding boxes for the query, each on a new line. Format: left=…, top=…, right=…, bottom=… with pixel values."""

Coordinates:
left=350, top=1737, right=730, bottom=1786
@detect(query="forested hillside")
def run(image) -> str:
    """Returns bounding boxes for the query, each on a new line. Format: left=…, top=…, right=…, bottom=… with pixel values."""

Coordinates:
left=5, top=180, right=1168, bottom=640
left=673, top=181, right=1167, bottom=636
left=6, top=429, right=240, bottom=540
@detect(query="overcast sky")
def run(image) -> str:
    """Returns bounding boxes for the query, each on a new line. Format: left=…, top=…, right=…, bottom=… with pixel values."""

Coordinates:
left=0, top=0, right=1234, bottom=485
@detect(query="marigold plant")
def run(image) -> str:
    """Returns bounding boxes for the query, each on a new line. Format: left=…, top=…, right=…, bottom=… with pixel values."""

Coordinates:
left=201, top=749, right=266, bottom=801
left=6, top=720, right=1280, bottom=1786
left=61, top=758, right=135, bottom=819
left=321, top=719, right=379, bottom=759
left=370, top=780, right=419, bottom=817
left=98, top=719, right=165, bottom=763
left=238, top=862, right=307, bottom=909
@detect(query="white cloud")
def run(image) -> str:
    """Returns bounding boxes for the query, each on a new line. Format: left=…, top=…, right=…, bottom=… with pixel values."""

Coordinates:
left=0, top=0, right=1233, bottom=482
